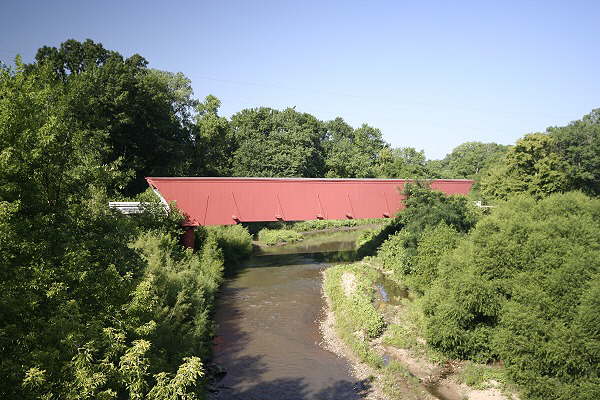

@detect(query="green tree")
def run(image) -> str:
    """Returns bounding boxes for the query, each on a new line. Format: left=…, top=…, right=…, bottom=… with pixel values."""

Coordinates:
left=423, top=192, right=600, bottom=399
left=31, top=39, right=196, bottom=195
left=191, top=95, right=232, bottom=176
left=374, top=147, right=437, bottom=178
left=480, top=109, right=600, bottom=200
left=0, top=57, right=217, bottom=400
left=375, top=183, right=478, bottom=278
left=323, top=118, right=388, bottom=178
left=480, top=133, right=569, bottom=200
left=549, top=109, right=600, bottom=196
left=0, top=59, right=133, bottom=397
left=439, top=141, right=508, bottom=179
left=229, top=107, right=326, bottom=177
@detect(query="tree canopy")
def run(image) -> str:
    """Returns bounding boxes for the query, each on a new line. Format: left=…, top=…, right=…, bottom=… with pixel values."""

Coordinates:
left=438, top=141, right=508, bottom=179
left=29, top=39, right=196, bottom=195
left=480, top=110, right=600, bottom=200
left=374, top=147, right=438, bottom=179
left=229, top=107, right=326, bottom=177
left=323, top=118, right=388, bottom=178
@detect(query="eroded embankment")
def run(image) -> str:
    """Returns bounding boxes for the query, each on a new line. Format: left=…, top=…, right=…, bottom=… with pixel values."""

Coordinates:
left=321, top=261, right=519, bottom=400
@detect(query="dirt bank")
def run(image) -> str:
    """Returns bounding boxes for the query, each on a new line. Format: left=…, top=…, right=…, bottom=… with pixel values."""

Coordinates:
left=320, top=267, right=520, bottom=400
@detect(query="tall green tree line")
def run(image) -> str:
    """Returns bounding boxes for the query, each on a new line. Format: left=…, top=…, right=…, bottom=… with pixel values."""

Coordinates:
left=16, top=39, right=492, bottom=197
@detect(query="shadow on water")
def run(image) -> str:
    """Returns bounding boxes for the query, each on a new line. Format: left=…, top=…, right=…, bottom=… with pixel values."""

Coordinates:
left=212, top=229, right=372, bottom=399
left=245, top=250, right=359, bottom=268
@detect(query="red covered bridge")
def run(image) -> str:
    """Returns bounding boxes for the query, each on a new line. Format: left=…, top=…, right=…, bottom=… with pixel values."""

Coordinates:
left=146, top=177, right=474, bottom=245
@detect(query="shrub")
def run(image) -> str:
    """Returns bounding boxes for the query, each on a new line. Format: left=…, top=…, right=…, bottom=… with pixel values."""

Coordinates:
left=422, top=192, right=600, bottom=398
left=376, top=230, right=411, bottom=278
left=257, top=228, right=303, bottom=245
left=205, top=225, right=253, bottom=271
left=372, top=183, right=474, bottom=292
left=401, top=182, right=479, bottom=239
left=410, top=223, right=461, bottom=293
left=355, top=217, right=404, bottom=258
left=129, top=231, right=224, bottom=365
left=359, top=182, right=477, bottom=260
left=323, top=264, right=385, bottom=362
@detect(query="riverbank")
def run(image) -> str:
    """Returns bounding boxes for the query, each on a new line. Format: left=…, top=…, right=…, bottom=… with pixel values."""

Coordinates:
left=321, top=260, right=520, bottom=400
left=254, top=223, right=385, bottom=249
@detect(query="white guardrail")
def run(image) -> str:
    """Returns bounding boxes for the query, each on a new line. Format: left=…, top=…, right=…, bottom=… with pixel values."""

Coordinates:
left=108, top=202, right=169, bottom=215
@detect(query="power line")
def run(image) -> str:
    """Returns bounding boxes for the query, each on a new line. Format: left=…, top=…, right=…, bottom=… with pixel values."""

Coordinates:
left=193, top=73, right=578, bottom=121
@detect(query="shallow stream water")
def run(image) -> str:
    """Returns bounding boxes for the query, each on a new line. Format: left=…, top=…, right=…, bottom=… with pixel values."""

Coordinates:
left=212, top=230, right=370, bottom=400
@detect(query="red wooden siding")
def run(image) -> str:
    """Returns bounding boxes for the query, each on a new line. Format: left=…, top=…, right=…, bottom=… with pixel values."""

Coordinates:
left=146, top=177, right=474, bottom=226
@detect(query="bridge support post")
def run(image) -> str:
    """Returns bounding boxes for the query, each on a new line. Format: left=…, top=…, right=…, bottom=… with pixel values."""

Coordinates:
left=181, top=227, right=196, bottom=250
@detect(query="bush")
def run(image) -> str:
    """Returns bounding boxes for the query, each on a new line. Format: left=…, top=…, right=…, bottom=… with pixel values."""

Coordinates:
left=372, top=183, right=474, bottom=291
left=401, top=181, right=479, bottom=239
left=257, top=228, right=303, bottom=245
left=355, top=217, right=404, bottom=258
left=359, top=182, right=477, bottom=261
left=128, top=231, right=224, bottom=365
left=422, top=192, right=600, bottom=399
left=410, top=223, right=461, bottom=293
left=376, top=230, right=412, bottom=278
left=205, top=225, right=253, bottom=271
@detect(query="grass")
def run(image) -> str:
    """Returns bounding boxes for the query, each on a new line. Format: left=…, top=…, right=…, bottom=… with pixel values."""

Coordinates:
left=290, top=218, right=386, bottom=232
left=323, top=263, right=385, bottom=367
left=323, top=263, right=429, bottom=399
left=380, top=360, right=423, bottom=400
left=382, top=324, right=419, bottom=350
left=246, top=218, right=387, bottom=235
left=379, top=295, right=448, bottom=364
left=257, top=228, right=303, bottom=245
left=456, top=361, right=514, bottom=391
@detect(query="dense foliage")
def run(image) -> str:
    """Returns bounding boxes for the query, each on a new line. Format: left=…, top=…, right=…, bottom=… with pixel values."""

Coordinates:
left=202, top=225, right=253, bottom=271
left=436, top=142, right=508, bottom=180
left=357, top=182, right=478, bottom=260
left=31, top=39, right=198, bottom=195
left=323, top=118, right=388, bottom=178
left=372, top=185, right=600, bottom=399
left=375, top=147, right=439, bottom=179
left=480, top=109, right=600, bottom=200
left=421, top=193, right=600, bottom=399
left=229, top=107, right=326, bottom=177
left=0, top=43, right=255, bottom=399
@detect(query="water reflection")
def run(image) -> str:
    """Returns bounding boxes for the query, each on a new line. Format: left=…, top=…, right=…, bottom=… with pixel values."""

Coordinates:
left=245, top=250, right=358, bottom=269
left=374, top=272, right=410, bottom=305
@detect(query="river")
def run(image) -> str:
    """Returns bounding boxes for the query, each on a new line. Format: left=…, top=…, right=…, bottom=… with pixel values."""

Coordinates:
left=212, top=229, right=371, bottom=400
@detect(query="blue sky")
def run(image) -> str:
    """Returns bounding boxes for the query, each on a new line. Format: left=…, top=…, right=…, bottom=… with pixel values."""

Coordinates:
left=1, top=0, right=599, bottom=159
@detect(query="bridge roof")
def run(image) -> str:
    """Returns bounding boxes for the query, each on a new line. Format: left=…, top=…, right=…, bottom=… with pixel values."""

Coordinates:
left=146, top=177, right=474, bottom=226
